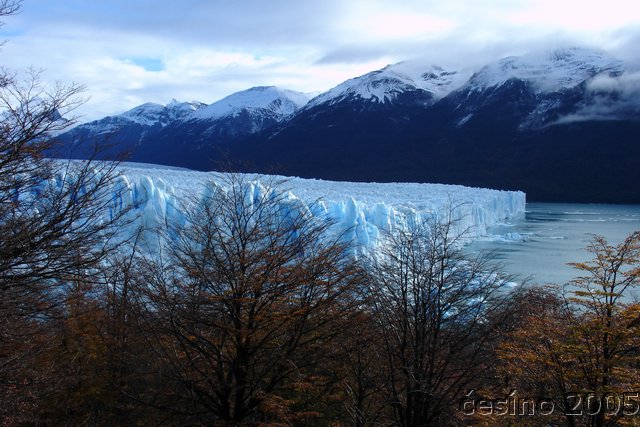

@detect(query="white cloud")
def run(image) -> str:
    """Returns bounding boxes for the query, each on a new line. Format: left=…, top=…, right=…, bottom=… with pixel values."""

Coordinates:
left=588, top=71, right=640, bottom=95
left=165, top=50, right=281, bottom=78
left=1, top=0, right=639, bottom=121
left=338, top=2, right=457, bottom=42
left=504, top=0, right=640, bottom=32
left=554, top=71, right=640, bottom=123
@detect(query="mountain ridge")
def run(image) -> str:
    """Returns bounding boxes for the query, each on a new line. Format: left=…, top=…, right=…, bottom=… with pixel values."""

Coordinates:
left=56, top=46, right=640, bottom=203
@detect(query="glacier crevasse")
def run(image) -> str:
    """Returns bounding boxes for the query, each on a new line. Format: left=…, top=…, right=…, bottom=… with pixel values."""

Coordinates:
left=111, top=164, right=526, bottom=252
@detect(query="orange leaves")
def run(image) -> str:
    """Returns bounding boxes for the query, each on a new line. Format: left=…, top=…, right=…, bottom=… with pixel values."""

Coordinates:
left=495, top=232, right=640, bottom=426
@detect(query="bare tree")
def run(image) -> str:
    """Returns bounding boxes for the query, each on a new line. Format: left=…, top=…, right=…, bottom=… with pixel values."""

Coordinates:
left=0, top=5, right=137, bottom=420
left=340, top=310, right=389, bottom=427
left=364, top=207, right=517, bottom=426
left=133, top=174, right=362, bottom=424
left=0, top=0, right=20, bottom=34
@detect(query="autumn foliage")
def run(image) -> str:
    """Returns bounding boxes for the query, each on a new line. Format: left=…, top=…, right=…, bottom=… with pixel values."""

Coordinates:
left=3, top=3, right=640, bottom=426
left=497, top=232, right=640, bottom=427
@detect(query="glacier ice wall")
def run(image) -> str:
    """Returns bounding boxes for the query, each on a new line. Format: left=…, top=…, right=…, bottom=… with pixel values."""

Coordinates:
left=109, top=163, right=525, bottom=252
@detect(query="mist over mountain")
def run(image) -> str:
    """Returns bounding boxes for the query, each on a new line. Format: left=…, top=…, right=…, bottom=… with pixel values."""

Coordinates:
left=57, top=47, right=640, bottom=203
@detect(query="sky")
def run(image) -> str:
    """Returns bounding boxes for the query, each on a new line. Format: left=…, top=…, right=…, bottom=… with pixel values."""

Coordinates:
left=1, top=0, right=639, bottom=121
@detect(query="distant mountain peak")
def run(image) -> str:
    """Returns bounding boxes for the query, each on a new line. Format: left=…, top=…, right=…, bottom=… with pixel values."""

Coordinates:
left=116, top=100, right=206, bottom=126
left=56, top=46, right=640, bottom=204
left=119, top=102, right=166, bottom=126
left=306, top=59, right=472, bottom=108
left=190, top=86, right=310, bottom=121
left=467, top=47, right=624, bottom=93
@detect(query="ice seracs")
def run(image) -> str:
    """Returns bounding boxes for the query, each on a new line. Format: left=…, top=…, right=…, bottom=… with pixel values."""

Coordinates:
left=112, top=163, right=526, bottom=253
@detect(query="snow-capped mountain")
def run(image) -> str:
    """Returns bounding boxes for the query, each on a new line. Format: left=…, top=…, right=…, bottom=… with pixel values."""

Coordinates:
left=66, top=86, right=307, bottom=137
left=74, top=100, right=206, bottom=136
left=306, top=61, right=470, bottom=108
left=303, top=47, right=623, bottom=109
left=57, top=47, right=640, bottom=203
left=120, top=100, right=207, bottom=126
left=227, top=47, right=639, bottom=203
left=182, top=86, right=309, bottom=139
left=57, top=86, right=309, bottom=168
left=191, top=86, right=309, bottom=122
left=466, top=47, right=624, bottom=93
left=440, top=47, right=635, bottom=130
left=56, top=100, right=207, bottom=160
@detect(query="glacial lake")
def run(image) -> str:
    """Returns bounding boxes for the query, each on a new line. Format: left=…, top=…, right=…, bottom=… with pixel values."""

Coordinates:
left=466, top=203, right=640, bottom=296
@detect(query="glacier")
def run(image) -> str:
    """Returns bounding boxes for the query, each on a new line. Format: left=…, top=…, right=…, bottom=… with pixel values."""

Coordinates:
left=108, top=163, right=525, bottom=253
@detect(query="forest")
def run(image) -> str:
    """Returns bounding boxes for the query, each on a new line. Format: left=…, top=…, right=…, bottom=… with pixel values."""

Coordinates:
left=2, top=1, right=640, bottom=426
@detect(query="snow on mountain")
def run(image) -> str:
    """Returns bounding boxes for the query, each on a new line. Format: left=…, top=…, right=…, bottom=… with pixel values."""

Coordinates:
left=306, top=61, right=471, bottom=107
left=74, top=87, right=308, bottom=131
left=165, top=99, right=208, bottom=121
left=466, top=47, right=625, bottom=93
left=71, top=46, right=628, bottom=133
left=111, top=163, right=525, bottom=252
left=119, top=102, right=166, bottom=126
left=190, top=86, right=310, bottom=121
left=75, top=100, right=207, bottom=135
left=119, top=100, right=207, bottom=126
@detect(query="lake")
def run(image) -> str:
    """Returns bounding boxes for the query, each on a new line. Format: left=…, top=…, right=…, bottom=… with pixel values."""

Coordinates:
left=466, top=203, right=640, bottom=295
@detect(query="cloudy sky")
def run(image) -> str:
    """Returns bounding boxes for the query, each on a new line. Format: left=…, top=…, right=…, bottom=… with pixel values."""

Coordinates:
left=2, top=0, right=639, bottom=121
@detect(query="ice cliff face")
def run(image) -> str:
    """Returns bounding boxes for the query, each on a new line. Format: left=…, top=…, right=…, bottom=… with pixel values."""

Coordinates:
left=110, top=163, right=525, bottom=253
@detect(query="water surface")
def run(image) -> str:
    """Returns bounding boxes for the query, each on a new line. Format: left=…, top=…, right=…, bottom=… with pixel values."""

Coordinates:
left=467, top=203, right=640, bottom=295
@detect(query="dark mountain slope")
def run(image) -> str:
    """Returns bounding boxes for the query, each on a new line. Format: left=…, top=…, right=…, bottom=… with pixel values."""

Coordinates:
left=56, top=48, right=640, bottom=203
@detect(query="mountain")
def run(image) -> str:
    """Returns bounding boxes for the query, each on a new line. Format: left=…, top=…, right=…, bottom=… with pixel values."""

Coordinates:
left=191, top=86, right=309, bottom=123
left=57, top=100, right=206, bottom=160
left=57, top=47, right=640, bottom=203
left=57, top=86, right=309, bottom=167
left=224, top=48, right=640, bottom=203
left=304, top=61, right=471, bottom=109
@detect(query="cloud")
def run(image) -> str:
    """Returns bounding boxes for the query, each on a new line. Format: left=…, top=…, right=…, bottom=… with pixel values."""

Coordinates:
left=607, top=26, right=640, bottom=65
left=502, top=0, right=640, bottom=32
left=315, top=47, right=394, bottom=65
left=11, top=0, right=344, bottom=49
left=2, top=0, right=639, bottom=121
left=588, top=71, right=640, bottom=95
left=554, top=71, right=640, bottom=123
left=127, top=58, right=165, bottom=72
